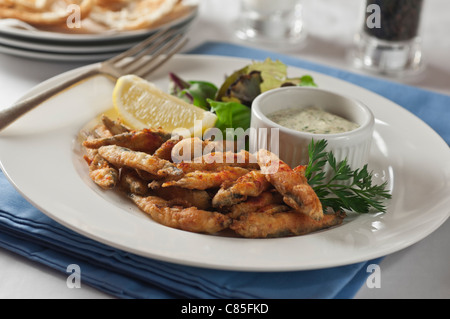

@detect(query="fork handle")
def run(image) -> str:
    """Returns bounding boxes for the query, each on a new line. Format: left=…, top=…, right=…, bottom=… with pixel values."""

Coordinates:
left=0, top=66, right=101, bottom=132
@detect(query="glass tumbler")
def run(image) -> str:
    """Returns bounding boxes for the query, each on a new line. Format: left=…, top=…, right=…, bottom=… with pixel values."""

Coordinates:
left=352, top=0, right=425, bottom=76
left=235, top=0, right=306, bottom=47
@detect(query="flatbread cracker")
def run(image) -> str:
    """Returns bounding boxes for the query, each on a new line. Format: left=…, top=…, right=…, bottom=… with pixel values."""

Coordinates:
left=0, top=0, right=193, bottom=32
left=0, top=0, right=94, bottom=26
left=89, top=0, right=181, bottom=31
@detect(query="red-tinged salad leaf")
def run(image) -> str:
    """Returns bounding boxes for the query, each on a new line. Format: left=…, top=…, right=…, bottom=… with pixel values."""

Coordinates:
left=168, top=72, right=218, bottom=110
left=168, top=72, right=190, bottom=94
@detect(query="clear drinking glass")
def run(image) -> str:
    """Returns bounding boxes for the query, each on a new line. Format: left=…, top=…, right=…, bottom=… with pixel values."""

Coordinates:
left=352, top=0, right=425, bottom=76
left=235, top=0, right=306, bottom=47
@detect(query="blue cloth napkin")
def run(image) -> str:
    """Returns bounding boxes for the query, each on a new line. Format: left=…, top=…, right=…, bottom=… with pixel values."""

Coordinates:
left=0, top=41, right=448, bottom=299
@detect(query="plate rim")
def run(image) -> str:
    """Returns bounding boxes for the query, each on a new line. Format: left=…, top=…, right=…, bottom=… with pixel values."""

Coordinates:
left=0, top=42, right=119, bottom=62
left=0, top=54, right=449, bottom=272
left=0, top=33, right=139, bottom=54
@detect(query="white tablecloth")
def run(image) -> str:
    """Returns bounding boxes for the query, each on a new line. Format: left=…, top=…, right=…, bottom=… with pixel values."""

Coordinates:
left=0, top=0, right=448, bottom=299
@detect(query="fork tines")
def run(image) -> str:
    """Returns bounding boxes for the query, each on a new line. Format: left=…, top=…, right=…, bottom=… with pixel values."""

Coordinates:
left=108, top=27, right=188, bottom=79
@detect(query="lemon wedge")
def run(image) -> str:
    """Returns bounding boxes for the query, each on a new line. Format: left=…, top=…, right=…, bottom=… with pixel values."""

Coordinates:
left=112, top=75, right=217, bottom=137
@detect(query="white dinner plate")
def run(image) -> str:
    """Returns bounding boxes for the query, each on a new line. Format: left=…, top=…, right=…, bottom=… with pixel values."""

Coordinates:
left=0, top=8, right=197, bottom=62
left=0, top=55, right=449, bottom=271
left=0, top=4, right=198, bottom=43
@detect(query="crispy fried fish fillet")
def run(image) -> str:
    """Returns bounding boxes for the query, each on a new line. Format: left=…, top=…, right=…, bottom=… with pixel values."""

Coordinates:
left=257, top=149, right=323, bottom=221
left=129, top=193, right=231, bottom=234
left=230, top=210, right=346, bottom=238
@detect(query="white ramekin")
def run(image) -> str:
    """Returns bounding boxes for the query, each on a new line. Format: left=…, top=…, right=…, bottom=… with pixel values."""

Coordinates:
left=249, top=87, right=375, bottom=178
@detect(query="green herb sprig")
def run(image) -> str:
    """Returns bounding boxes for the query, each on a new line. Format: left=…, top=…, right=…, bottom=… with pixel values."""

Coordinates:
left=305, top=139, right=392, bottom=214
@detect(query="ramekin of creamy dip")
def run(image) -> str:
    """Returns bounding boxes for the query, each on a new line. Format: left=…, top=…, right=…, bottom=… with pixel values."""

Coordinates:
left=250, top=87, right=374, bottom=178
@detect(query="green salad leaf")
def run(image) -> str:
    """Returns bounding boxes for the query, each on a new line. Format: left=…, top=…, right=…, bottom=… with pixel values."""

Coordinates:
left=185, top=81, right=218, bottom=110
left=296, top=75, right=317, bottom=87
left=208, top=99, right=251, bottom=136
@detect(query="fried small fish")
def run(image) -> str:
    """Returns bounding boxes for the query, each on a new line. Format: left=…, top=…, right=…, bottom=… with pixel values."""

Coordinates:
left=82, top=126, right=118, bottom=190
left=152, top=186, right=211, bottom=211
left=212, top=170, right=271, bottom=208
left=226, top=191, right=284, bottom=219
left=130, top=194, right=231, bottom=234
left=171, top=137, right=241, bottom=163
left=162, top=166, right=250, bottom=190
left=83, top=128, right=168, bottom=154
left=257, top=149, right=323, bottom=221
left=101, top=115, right=130, bottom=135
left=153, top=136, right=183, bottom=161
left=97, top=145, right=183, bottom=177
left=231, top=211, right=346, bottom=238
left=119, top=168, right=149, bottom=196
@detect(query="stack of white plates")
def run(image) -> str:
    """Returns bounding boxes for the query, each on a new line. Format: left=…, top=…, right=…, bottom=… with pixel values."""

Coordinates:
left=0, top=6, right=197, bottom=62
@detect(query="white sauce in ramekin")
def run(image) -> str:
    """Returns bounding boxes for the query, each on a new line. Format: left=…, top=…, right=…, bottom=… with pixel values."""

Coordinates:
left=267, top=106, right=359, bottom=134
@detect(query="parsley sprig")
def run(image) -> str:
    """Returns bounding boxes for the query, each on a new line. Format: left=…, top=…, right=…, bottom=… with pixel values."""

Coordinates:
left=305, top=139, right=392, bottom=214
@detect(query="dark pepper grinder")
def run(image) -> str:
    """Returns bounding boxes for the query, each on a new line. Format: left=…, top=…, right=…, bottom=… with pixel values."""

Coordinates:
left=351, top=0, right=425, bottom=77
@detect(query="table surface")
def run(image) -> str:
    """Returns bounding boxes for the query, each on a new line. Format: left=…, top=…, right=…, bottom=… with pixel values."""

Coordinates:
left=0, top=0, right=448, bottom=299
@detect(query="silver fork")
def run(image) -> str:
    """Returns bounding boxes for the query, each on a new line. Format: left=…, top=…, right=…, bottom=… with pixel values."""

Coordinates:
left=0, top=27, right=188, bottom=132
